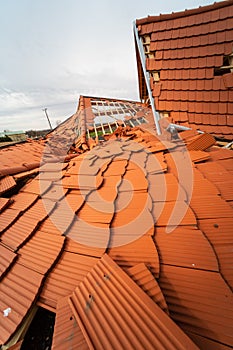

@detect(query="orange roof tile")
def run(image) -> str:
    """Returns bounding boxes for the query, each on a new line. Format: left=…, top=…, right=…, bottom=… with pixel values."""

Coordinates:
left=40, top=252, right=98, bottom=310
left=159, top=264, right=233, bottom=347
left=0, top=209, right=20, bottom=234
left=64, top=236, right=105, bottom=258
left=0, top=140, right=44, bottom=176
left=0, top=244, right=17, bottom=280
left=20, top=178, right=52, bottom=195
left=108, top=235, right=159, bottom=277
left=155, top=227, right=219, bottom=271
left=69, top=254, right=198, bottom=349
left=13, top=167, right=39, bottom=180
left=0, top=198, right=11, bottom=213
left=127, top=263, right=169, bottom=314
left=0, top=176, right=16, bottom=195
left=51, top=296, right=88, bottom=350
left=186, top=332, right=232, bottom=350
left=0, top=263, right=43, bottom=345
left=198, top=218, right=233, bottom=290
left=190, top=195, right=233, bottom=219
left=9, top=192, right=38, bottom=211
left=1, top=213, right=40, bottom=251
left=152, top=201, right=197, bottom=227
left=18, top=230, right=65, bottom=275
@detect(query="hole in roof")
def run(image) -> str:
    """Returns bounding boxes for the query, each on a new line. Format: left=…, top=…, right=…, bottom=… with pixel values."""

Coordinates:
left=214, top=55, right=233, bottom=76
left=21, top=307, right=55, bottom=350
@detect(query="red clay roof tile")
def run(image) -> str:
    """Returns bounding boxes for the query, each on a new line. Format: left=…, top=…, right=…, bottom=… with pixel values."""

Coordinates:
left=9, top=193, right=38, bottom=212
left=152, top=201, right=197, bottom=227
left=69, top=254, right=198, bottom=350
left=1, top=213, right=40, bottom=251
left=159, top=264, right=233, bottom=347
left=0, top=209, right=20, bottom=234
left=40, top=252, right=98, bottom=310
left=0, top=263, right=43, bottom=345
left=187, top=133, right=216, bottom=150
left=190, top=195, right=233, bottom=219
left=108, top=235, right=159, bottom=277
left=0, top=176, right=16, bottom=195
left=127, top=263, right=169, bottom=314
left=136, top=1, right=233, bottom=138
left=0, top=244, right=17, bottom=280
left=155, top=226, right=219, bottom=271
left=18, top=230, right=65, bottom=275
left=0, top=198, right=11, bottom=213
left=198, top=218, right=233, bottom=290
left=51, top=296, right=88, bottom=350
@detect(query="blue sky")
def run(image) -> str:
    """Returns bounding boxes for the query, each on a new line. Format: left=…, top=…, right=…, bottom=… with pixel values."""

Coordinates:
left=0, top=0, right=219, bottom=131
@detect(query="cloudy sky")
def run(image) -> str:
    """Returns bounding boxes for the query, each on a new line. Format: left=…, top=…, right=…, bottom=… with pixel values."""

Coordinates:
left=0, top=0, right=218, bottom=131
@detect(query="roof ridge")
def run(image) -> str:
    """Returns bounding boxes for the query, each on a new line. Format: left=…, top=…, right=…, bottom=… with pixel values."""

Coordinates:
left=136, top=0, right=233, bottom=25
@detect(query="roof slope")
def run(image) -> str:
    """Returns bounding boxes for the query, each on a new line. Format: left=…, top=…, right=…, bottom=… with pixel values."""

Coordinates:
left=135, top=0, right=233, bottom=140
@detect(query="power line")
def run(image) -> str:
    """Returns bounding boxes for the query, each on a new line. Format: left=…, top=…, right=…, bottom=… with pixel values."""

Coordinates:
left=42, top=108, right=53, bottom=130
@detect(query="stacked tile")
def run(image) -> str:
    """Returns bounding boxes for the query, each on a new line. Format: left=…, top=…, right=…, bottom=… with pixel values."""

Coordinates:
left=136, top=0, right=233, bottom=139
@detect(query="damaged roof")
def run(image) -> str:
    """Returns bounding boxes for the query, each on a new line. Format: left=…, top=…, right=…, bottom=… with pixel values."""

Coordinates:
left=0, top=0, right=233, bottom=348
left=0, top=101, right=233, bottom=349
left=135, top=0, right=233, bottom=140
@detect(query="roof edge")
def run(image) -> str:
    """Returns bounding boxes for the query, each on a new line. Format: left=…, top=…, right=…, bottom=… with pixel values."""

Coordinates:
left=136, top=0, right=233, bottom=25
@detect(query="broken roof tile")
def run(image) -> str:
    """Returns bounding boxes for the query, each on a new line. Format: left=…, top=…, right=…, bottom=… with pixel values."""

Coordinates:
left=18, top=230, right=65, bottom=275
left=187, top=133, right=216, bottom=151
left=108, top=235, right=160, bottom=277
left=152, top=201, right=197, bottom=227
left=51, top=296, right=88, bottom=350
left=0, top=209, right=21, bottom=234
left=9, top=192, right=38, bottom=212
left=155, top=227, right=219, bottom=271
left=0, top=198, right=11, bottom=213
left=159, top=264, right=233, bottom=348
left=198, top=218, right=233, bottom=290
left=190, top=195, right=233, bottom=220
left=0, top=263, right=43, bottom=346
left=0, top=176, right=16, bottom=195
left=127, top=263, right=169, bottom=314
left=39, top=251, right=98, bottom=310
left=0, top=244, right=17, bottom=281
left=69, top=254, right=198, bottom=350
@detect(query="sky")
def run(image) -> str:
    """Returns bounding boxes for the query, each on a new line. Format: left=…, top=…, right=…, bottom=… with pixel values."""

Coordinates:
left=0, top=0, right=219, bottom=132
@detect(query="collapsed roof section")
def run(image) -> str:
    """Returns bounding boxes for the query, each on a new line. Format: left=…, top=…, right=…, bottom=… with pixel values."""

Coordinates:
left=134, top=0, right=233, bottom=140
left=0, top=109, right=233, bottom=348
left=75, top=96, right=156, bottom=149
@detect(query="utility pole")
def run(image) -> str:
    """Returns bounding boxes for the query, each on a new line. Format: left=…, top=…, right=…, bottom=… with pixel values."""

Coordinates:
left=42, top=108, right=53, bottom=130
